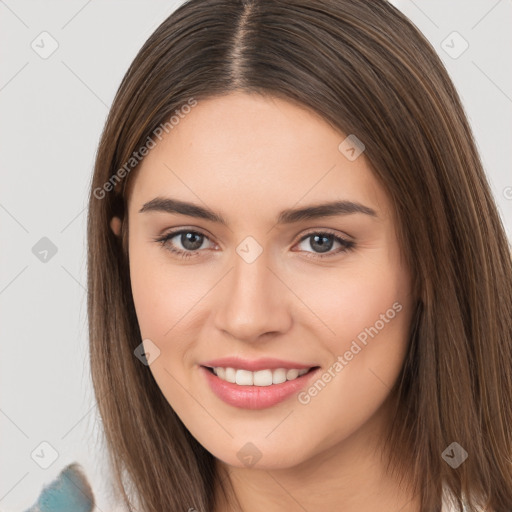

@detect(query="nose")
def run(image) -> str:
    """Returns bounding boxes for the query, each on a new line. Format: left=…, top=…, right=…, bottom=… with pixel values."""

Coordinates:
left=213, top=248, right=293, bottom=343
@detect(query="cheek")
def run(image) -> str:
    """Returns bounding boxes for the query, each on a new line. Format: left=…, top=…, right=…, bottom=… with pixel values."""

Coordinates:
left=130, top=234, right=411, bottom=361
left=288, top=256, right=410, bottom=352
left=128, top=246, right=218, bottom=435
left=289, top=251, right=413, bottom=421
left=129, top=240, right=182, bottom=342
left=292, top=268, right=412, bottom=450
left=295, top=254, right=413, bottom=418
left=127, top=228, right=414, bottom=463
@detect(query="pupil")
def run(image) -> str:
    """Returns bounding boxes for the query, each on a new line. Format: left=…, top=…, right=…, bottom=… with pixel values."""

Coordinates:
left=311, top=234, right=333, bottom=253
left=178, top=233, right=335, bottom=253
left=182, top=232, right=203, bottom=251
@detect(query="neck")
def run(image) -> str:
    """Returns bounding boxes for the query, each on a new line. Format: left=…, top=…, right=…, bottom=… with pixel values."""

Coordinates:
left=212, top=398, right=420, bottom=512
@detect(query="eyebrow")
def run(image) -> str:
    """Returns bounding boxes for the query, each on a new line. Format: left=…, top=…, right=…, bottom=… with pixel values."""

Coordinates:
left=138, top=196, right=377, bottom=225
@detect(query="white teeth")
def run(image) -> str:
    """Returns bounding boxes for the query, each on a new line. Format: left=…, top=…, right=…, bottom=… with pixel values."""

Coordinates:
left=225, top=367, right=236, bottom=383
left=235, top=369, right=253, bottom=386
left=286, top=369, right=299, bottom=380
left=272, top=368, right=287, bottom=384
left=253, top=369, right=273, bottom=386
left=211, top=367, right=311, bottom=386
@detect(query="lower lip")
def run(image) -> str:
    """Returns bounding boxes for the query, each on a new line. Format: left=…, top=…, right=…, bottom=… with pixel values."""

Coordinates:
left=200, top=366, right=320, bottom=410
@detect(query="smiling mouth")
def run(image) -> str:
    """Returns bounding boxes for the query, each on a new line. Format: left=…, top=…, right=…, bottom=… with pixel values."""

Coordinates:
left=202, top=366, right=320, bottom=386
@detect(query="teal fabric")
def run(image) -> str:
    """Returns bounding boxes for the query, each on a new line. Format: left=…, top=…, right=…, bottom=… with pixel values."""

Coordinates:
left=24, top=463, right=94, bottom=512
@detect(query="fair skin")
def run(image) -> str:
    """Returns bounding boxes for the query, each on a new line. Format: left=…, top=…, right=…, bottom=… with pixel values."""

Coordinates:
left=111, top=91, right=418, bottom=511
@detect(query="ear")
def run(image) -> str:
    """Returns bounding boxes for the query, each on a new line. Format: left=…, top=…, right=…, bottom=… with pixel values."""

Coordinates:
left=110, top=216, right=122, bottom=237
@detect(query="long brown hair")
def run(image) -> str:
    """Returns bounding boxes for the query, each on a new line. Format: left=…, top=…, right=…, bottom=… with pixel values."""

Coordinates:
left=87, top=0, right=512, bottom=510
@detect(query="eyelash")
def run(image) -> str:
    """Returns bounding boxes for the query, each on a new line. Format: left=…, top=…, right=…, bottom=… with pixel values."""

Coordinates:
left=153, top=229, right=355, bottom=260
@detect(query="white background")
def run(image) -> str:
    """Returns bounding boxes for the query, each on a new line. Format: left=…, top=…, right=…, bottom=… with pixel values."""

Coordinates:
left=0, top=1, right=510, bottom=510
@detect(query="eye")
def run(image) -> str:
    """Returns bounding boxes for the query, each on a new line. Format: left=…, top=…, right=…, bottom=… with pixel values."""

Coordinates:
left=154, top=228, right=355, bottom=260
left=154, top=229, right=215, bottom=259
left=294, top=230, right=355, bottom=259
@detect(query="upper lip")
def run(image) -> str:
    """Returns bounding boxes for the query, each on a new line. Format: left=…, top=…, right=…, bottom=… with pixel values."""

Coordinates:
left=201, top=357, right=318, bottom=372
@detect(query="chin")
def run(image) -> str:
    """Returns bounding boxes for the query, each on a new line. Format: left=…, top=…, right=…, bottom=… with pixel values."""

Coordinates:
left=200, top=436, right=312, bottom=470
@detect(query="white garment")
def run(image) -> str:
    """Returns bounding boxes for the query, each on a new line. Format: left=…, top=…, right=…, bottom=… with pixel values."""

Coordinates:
left=441, top=498, right=470, bottom=512
left=441, top=485, right=486, bottom=512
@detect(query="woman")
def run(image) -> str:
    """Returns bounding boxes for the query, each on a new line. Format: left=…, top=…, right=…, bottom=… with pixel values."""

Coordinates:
left=86, top=0, right=512, bottom=510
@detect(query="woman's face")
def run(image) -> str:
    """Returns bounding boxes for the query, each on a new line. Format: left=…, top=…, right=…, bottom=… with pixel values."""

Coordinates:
left=121, top=91, right=414, bottom=470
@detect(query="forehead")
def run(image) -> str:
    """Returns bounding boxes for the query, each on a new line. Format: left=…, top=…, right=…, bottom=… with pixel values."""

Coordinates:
left=127, top=92, right=388, bottom=221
